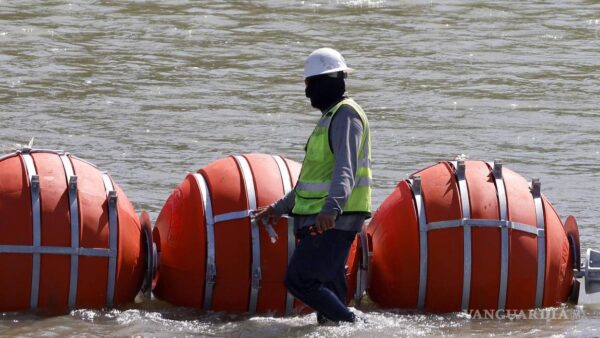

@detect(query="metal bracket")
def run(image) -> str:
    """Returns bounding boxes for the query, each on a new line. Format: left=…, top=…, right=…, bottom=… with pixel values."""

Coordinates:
left=493, top=160, right=503, bottom=180
left=584, top=249, right=600, bottom=294
left=108, top=190, right=117, bottom=206
left=69, top=175, right=78, bottom=191
left=206, top=263, right=217, bottom=284
left=251, top=267, right=262, bottom=288
left=531, top=178, right=541, bottom=196
left=31, top=174, right=40, bottom=189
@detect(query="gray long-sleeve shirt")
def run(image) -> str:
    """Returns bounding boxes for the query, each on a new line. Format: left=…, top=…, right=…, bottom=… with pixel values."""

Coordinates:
left=272, top=101, right=368, bottom=232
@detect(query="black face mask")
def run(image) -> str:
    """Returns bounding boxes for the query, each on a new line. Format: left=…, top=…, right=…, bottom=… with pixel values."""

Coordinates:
left=305, top=73, right=346, bottom=111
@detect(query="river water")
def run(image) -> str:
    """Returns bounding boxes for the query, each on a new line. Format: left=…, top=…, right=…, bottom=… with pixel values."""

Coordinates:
left=1, top=0, right=600, bottom=336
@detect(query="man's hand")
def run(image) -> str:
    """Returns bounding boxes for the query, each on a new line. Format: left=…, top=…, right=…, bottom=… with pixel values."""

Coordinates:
left=315, top=211, right=336, bottom=233
left=254, top=205, right=282, bottom=226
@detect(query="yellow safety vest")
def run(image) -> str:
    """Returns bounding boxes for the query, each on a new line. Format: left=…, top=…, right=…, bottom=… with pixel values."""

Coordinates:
left=292, top=98, right=372, bottom=216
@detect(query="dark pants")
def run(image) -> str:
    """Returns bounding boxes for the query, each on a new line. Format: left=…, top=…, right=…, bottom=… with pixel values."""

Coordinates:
left=284, top=228, right=357, bottom=322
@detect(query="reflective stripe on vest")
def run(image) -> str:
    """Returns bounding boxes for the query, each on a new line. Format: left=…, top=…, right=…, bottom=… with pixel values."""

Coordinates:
left=292, top=98, right=372, bottom=215
left=295, top=176, right=372, bottom=192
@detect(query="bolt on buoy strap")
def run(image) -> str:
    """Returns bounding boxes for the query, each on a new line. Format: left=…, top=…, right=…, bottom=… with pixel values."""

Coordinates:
left=531, top=178, right=546, bottom=308
left=101, top=174, right=118, bottom=308
left=233, top=155, right=261, bottom=314
left=191, top=173, right=216, bottom=311
left=20, top=152, right=41, bottom=310
left=60, top=154, right=81, bottom=310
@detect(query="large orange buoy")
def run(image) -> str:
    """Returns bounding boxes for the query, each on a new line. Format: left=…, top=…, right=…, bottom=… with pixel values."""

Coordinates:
left=153, top=154, right=307, bottom=315
left=0, top=148, right=146, bottom=313
left=359, top=160, right=579, bottom=312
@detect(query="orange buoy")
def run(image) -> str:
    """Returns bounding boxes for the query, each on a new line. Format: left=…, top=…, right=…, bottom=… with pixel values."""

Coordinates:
left=153, top=154, right=308, bottom=315
left=0, top=148, right=145, bottom=313
left=360, top=160, right=578, bottom=312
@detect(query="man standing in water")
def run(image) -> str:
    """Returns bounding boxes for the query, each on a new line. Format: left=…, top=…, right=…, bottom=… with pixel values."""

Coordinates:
left=256, top=48, right=371, bottom=324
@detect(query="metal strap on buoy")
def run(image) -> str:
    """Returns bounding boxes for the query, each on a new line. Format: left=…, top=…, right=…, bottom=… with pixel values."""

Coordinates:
left=272, top=155, right=292, bottom=197
left=233, top=155, right=261, bottom=314
left=19, top=149, right=41, bottom=310
left=410, top=175, right=428, bottom=310
left=531, top=178, right=546, bottom=308
left=272, top=155, right=296, bottom=316
left=355, top=227, right=370, bottom=305
left=449, top=161, right=472, bottom=311
left=101, top=173, right=118, bottom=308
left=59, top=154, right=81, bottom=309
left=192, top=172, right=216, bottom=311
left=490, top=161, right=509, bottom=311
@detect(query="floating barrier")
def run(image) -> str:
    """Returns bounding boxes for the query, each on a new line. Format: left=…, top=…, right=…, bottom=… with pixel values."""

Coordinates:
left=354, top=160, right=584, bottom=312
left=7, top=150, right=598, bottom=316
left=153, top=154, right=309, bottom=315
left=0, top=148, right=147, bottom=313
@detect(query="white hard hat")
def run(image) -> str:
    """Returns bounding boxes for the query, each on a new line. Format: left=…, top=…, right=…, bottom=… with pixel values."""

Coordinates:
left=304, top=48, right=353, bottom=79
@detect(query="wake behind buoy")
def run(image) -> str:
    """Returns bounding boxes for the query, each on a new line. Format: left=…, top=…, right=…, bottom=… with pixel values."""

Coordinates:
left=0, top=148, right=144, bottom=313
left=358, top=160, right=578, bottom=312
left=153, top=154, right=307, bottom=315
